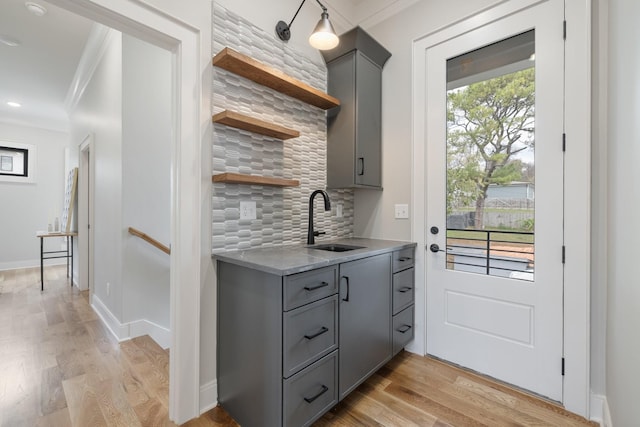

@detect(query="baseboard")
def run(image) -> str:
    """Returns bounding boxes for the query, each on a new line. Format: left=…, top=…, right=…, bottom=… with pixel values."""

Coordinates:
left=199, top=380, right=218, bottom=414
left=0, top=259, right=65, bottom=271
left=91, top=294, right=171, bottom=349
left=590, top=393, right=613, bottom=427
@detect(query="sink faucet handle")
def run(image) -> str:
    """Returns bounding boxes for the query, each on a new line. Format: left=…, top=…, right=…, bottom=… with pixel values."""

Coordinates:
left=313, top=231, right=326, bottom=237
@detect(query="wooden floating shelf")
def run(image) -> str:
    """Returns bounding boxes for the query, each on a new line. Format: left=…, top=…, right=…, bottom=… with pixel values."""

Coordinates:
left=213, top=47, right=340, bottom=110
left=213, top=110, right=300, bottom=140
left=212, top=173, right=299, bottom=188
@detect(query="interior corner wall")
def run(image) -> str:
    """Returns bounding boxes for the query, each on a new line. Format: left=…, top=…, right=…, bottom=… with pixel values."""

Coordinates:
left=355, top=0, right=497, bottom=240
left=606, top=0, right=640, bottom=425
left=590, top=0, right=607, bottom=403
left=121, top=34, right=172, bottom=331
left=0, top=123, right=69, bottom=270
left=69, top=31, right=124, bottom=319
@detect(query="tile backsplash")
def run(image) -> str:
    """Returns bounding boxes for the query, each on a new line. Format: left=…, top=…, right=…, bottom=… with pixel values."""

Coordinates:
left=212, top=2, right=354, bottom=253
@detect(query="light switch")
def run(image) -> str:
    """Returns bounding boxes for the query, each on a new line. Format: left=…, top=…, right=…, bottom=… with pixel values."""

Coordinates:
left=240, top=201, right=256, bottom=220
left=336, top=203, right=343, bottom=218
left=395, top=204, right=409, bottom=219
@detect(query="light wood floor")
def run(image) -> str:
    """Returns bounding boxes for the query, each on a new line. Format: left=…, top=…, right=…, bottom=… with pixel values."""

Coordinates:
left=0, top=265, right=596, bottom=427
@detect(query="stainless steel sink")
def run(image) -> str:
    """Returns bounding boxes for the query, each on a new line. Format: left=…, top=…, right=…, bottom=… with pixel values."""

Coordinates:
left=308, top=243, right=365, bottom=252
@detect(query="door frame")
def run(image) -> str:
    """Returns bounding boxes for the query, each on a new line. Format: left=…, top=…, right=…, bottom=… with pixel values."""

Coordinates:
left=48, top=0, right=211, bottom=423
left=410, top=0, right=591, bottom=417
left=78, top=134, right=94, bottom=298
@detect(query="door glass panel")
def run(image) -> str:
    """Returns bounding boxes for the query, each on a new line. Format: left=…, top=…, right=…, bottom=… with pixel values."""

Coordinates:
left=445, top=30, right=535, bottom=281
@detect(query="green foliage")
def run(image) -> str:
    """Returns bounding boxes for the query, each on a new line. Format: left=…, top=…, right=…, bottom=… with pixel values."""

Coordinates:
left=446, top=68, right=535, bottom=218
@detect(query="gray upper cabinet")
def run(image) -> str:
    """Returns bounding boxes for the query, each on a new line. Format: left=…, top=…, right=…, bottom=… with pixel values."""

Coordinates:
left=323, top=27, right=391, bottom=190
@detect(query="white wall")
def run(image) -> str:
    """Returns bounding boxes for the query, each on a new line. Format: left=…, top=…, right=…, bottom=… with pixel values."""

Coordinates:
left=121, top=34, right=172, bottom=330
left=69, top=32, right=123, bottom=317
left=606, top=0, right=640, bottom=425
left=0, top=123, right=69, bottom=270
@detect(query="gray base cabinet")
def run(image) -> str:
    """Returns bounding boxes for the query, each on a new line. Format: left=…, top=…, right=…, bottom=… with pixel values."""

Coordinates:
left=217, top=247, right=414, bottom=427
left=338, top=254, right=392, bottom=399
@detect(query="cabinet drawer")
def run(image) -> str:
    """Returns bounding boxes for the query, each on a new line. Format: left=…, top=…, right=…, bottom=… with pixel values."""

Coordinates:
left=392, top=267, right=414, bottom=315
left=393, top=247, right=415, bottom=273
left=283, top=351, right=338, bottom=427
left=392, top=305, right=414, bottom=355
left=283, top=296, right=338, bottom=378
left=284, top=266, right=338, bottom=311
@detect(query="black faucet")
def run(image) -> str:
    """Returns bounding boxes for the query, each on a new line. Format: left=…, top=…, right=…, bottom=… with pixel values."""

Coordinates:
left=307, top=190, right=331, bottom=245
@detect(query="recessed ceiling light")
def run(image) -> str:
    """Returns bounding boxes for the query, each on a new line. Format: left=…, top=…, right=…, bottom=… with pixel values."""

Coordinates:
left=7, top=101, right=22, bottom=108
left=25, top=2, right=47, bottom=17
left=0, top=34, right=21, bottom=47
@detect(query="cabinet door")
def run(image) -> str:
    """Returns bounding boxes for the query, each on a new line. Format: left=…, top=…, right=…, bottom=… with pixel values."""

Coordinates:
left=338, top=253, right=392, bottom=400
left=355, top=52, right=382, bottom=187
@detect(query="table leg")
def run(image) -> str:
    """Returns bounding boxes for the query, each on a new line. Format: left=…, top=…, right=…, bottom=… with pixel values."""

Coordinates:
left=40, top=236, right=44, bottom=291
left=70, top=236, right=74, bottom=287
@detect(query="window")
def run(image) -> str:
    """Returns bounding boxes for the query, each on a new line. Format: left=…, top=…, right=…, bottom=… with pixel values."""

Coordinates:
left=0, top=141, right=37, bottom=183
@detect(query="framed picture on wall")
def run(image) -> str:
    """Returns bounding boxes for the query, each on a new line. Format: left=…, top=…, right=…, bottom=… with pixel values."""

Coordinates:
left=0, top=141, right=37, bottom=183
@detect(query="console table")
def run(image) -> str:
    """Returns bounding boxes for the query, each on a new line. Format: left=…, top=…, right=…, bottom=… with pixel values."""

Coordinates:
left=36, top=232, right=77, bottom=291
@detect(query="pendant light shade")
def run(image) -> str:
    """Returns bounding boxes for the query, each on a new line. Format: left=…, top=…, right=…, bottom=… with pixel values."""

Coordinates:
left=309, top=11, right=339, bottom=50
left=276, top=0, right=339, bottom=51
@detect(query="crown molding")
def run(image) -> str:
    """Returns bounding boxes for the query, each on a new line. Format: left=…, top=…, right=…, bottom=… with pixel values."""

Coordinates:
left=64, top=23, right=117, bottom=113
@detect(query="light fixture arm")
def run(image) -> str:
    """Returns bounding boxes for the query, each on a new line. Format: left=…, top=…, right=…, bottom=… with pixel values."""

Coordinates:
left=286, top=0, right=328, bottom=29
left=276, top=0, right=335, bottom=46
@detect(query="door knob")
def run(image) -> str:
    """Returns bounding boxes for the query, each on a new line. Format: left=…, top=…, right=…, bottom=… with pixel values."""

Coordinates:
left=429, top=243, right=443, bottom=253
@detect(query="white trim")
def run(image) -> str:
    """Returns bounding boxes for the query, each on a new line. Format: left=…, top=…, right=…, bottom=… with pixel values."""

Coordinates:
left=562, top=0, right=591, bottom=416
left=64, top=24, right=116, bottom=113
left=48, top=0, right=209, bottom=423
left=0, top=259, right=65, bottom=271
left=199, top=380, right=218, bottom=415
left=411, top=0, right=590, bottom=416
left=590, top=393, right=612, bottom=427
left=91, top=294, right=171, bottom=348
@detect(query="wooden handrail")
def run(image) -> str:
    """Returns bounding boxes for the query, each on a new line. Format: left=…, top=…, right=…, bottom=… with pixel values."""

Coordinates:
left=128, top=227, right=170, bottom=255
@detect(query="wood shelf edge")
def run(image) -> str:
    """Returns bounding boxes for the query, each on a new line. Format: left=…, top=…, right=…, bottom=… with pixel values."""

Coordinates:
left=213, top=110, right=300, bottom=140
left=212, top=47, right=340, bottom=110
left=212, top=173, right=299, bottom=187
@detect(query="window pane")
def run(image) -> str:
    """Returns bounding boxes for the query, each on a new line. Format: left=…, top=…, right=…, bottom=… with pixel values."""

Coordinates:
left=445, top=31, right=535, bottom=281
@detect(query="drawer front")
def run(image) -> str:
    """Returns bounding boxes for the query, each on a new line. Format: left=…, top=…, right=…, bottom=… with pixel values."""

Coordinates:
left=284, top=266, right=338, bottom=311
left=392, top=267, right=415, bottom=315
left=283, top=296, right=338, bottom=378
left=393, top=305, right=414, bottom=355
left=283, top=351, right=338, bottom=427
left=393, top=247, right=415, bottom=273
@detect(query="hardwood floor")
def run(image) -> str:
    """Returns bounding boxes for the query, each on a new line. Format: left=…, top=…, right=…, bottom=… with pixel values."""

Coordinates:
left=0, top=265, right=596, bottom=427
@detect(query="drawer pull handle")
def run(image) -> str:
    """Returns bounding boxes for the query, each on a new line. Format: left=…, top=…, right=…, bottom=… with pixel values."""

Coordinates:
left=398, top=286, right=413, bottom=293
left=304, top=384, right=329, bottom=403
left=342, top=276, right=350, bottom=302
left=397, top=324, right=412, bottom=333
left=304, top=326, right=329, bottom=340
left=304, top=281, right=329, bottom=292
left=398, top=257, right=412, bottom=262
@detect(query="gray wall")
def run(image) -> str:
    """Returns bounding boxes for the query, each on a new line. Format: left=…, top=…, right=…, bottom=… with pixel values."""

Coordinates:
left=212, top=3, right=354, bottom=253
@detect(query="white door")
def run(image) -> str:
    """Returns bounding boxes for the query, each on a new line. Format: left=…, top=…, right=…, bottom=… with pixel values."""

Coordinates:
left=425, top=0, right=565, bottom=401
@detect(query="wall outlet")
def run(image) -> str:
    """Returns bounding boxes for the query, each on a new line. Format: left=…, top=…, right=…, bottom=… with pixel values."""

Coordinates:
left=395, top=204, right=409, bottom=219
left=106, top=282, right=111, bottom=296
left=240, top=201, right=257, bottom=220
left=336, top=203, right=343, bottom=218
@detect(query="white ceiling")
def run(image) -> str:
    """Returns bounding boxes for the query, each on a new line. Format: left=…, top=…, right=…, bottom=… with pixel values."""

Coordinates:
left=0, top=0, right=92, bottom=132
left=0, top=0, right=414, bottom=134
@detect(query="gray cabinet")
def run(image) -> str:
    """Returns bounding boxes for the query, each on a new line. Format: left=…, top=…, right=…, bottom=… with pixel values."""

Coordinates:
left=338, top=253, right=392, bottom=399
left=327, top=51, right=382, bottom=189
left=323, top=27, right=391, bottom=190
left=217, top=247, right=413, bottom=426
left=391, top=248, right=416, bottom=356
